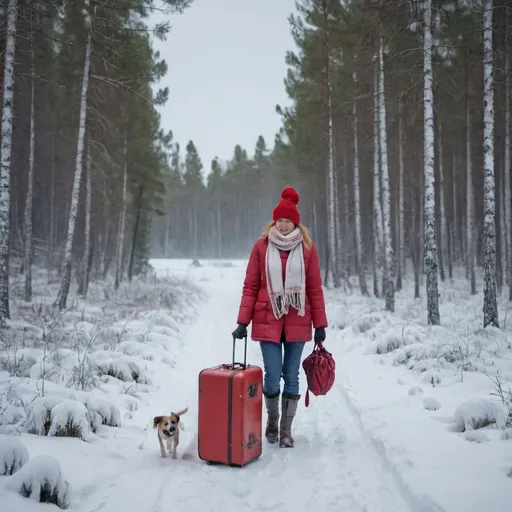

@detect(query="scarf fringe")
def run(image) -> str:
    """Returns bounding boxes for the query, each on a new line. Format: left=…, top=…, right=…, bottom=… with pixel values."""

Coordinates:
left=269, top=291, right=306, bottom=319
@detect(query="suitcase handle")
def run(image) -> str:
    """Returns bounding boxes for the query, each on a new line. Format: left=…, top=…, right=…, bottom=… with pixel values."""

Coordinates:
left=232, top=334, right=248, bottom=369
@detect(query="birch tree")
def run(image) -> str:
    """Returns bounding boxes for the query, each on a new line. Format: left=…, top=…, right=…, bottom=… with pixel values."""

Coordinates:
left=396, top=95, right=405, bottom=291
left=482, top=0, right=498, bottom=328
left=373, top=55, right=384, bottom=298
left=322, top=0, right=339, bottom=288
left=55, top=0, right=93, bottom=310
left=0, top=0, right=18, bottom=324
left=505, top=11, right=511, bottom=301
left=77, top=145, right=92, bottom=296
left=378, top=35, right=394, bottom=312
left=353, top=70, right=368, bottom=296
left=115, top=140, right=128, bottom=290
left=423, top=0, right=440, bottom=325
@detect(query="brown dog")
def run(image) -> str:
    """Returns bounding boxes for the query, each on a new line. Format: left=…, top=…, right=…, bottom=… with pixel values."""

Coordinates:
left=153, top=407, right=188, bottom=459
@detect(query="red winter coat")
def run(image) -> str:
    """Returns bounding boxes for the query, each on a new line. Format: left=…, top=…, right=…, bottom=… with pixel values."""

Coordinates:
left=237, top=237, right=328, bottom=343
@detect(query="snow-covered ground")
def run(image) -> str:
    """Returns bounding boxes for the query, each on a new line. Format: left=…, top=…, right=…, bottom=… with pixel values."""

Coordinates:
left=0, top=260, right=511, bottom=511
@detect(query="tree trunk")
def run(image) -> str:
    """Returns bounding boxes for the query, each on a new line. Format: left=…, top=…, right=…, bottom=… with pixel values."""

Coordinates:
left=353, top=71, right=368, bottom=296
left=24, top=13, right=35, bottom=302
left=423, top=0, right=440, bottom=325
left=115, top=139, right=128, bottom=290
left=373, top=54, right=384, bottom=298
left=505, top=12, right=512, bottom=301
left=0, top=0, right=18, bottom=323
left=378, top=34, right=394, bottom=312
left=397, top=95, right=405, bottom=291
left=482, top=0, right=499, bottom=328
left=128, top=183, right=144, bottom=281
left=322, top=0, right=339, bottom=288
left=78, top=143, right=92, bottom=296
left=55, top=4, right=93, bottom=310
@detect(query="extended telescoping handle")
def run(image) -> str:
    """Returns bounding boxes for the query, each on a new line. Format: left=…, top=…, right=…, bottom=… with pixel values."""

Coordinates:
left=232, top=333, right=248, bottom=369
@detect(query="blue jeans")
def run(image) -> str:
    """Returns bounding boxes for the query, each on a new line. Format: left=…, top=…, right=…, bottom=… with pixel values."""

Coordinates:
left=259, top=335, right=306, bottom=398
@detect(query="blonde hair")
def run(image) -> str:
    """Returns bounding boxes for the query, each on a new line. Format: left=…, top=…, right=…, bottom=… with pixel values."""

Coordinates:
left=260, top=220, right=312, bottom=250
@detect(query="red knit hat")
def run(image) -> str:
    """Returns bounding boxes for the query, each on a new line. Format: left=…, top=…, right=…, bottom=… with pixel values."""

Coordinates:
left=272, top=187, right=300, bottom=226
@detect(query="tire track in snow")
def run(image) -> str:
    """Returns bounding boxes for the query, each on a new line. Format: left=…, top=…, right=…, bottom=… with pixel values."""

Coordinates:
left=337, top=381, right=447, bottom=512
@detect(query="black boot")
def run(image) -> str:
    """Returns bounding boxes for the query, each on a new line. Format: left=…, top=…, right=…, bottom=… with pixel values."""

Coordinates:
left=279, top=394, right=299, bottom=448
left=264, top=393, right=280, bottom=444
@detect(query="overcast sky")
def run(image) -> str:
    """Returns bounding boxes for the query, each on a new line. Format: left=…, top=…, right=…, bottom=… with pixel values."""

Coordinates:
left=149, top=0, right=298, bottom=173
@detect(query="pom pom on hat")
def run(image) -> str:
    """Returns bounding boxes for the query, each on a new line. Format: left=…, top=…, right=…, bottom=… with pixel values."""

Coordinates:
left=280, top=186, right=299, bottom=205
left=272, top=186, right=301, bottom=225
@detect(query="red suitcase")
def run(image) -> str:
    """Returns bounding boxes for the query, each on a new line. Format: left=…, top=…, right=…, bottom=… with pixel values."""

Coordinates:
left=198, top=335, right=262, bottom=467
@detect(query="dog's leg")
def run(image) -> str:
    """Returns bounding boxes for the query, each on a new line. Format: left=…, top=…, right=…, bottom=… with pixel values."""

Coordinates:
left=158, top=434, right=166, bottom=458
left=169, top=437, right=178, bottom=459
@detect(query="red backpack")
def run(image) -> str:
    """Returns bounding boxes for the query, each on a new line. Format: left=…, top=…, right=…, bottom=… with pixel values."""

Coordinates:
left=302, top=342, right=336, bottom=407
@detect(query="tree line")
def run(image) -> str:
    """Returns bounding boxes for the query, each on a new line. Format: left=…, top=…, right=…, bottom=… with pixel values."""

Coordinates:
left=151, top=0, right=512, bottom=330
left=1, top=0, right=510, bottom=332
left=0, top=0, right=190, bottom=326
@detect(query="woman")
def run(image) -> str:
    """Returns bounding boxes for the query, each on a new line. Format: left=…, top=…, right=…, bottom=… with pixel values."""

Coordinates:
left=232, top=186, right=328, bottom=448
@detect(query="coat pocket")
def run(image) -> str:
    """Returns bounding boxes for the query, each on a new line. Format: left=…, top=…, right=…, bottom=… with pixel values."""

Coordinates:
left=252, top=301, right=267, bottom=324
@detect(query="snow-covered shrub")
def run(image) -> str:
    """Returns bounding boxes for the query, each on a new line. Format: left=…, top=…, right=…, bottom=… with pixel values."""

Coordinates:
left=25, top=397, right=89, bottom=439
left=0, top=347, right=43, bottom=378
left=0, top=436, right=29, bottom=475
left=93, top=352, right=151, bottom=384
left=29, top=360, right=64, bottom=385
left=352, top=314, right=381, bottom=334
left=47, top=401, right=89, bottom=439
left=393, top=343, right=430, bottom=366
left=5, top=454, right=70, bottom=509
left=453, top=398, right=506, bottom=432
left=81, top=394, right=120, bottom=431
left=371, top=324, right=425, bottom=355
left=422, top=369, right=442, bottom=387
left=25, top=396, right=63, bottom=435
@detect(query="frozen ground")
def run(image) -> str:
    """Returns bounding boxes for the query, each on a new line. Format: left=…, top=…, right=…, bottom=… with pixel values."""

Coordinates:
left=0, top=259, right=511, bottom=511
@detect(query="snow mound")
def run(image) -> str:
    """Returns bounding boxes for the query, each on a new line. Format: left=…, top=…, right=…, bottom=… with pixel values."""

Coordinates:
left=409, top=385, right=423, bottom=396
left=423, top=397, right=441, bottom=411
left=0, top=436, right=29, bottom=475
left=464, top=430, right=489, bottom=443
left=453, top=398, right=506, bottom=432
left=5, top=454, right=70, bottom=509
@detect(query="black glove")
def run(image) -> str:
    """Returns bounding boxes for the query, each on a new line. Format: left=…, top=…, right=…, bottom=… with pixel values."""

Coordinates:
left=232, top=323, right=248, bottom=339
left=314, top=327, right=326, bottom=342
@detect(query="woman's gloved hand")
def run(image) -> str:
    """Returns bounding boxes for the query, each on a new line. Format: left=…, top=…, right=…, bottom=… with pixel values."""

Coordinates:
left=232, top=323, right=248, bottom=339
left=314, top=327, right=326, bottom=342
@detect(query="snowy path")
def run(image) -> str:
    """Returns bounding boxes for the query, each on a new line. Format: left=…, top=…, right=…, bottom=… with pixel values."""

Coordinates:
left=74, top=263, right=423, bottom=512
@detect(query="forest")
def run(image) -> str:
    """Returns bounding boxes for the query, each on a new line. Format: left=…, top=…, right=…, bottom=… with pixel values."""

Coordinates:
left=0, top=0, right=510, bottom=329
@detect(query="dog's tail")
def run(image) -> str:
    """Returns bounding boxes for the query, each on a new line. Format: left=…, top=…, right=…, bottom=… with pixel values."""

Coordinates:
left=175, top=407, right=188, bottom=417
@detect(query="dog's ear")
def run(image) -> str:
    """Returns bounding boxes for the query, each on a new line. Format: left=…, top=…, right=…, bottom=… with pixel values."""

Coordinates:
left=153, top=416, right=163, bottom=428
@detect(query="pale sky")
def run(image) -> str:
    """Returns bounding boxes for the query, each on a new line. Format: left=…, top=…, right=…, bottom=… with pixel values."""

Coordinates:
left=149, top=0, right=298, bottom=173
